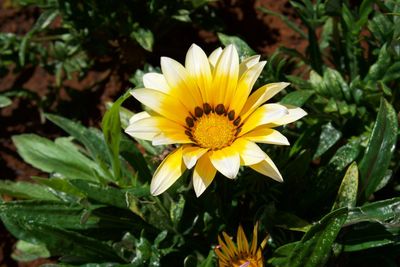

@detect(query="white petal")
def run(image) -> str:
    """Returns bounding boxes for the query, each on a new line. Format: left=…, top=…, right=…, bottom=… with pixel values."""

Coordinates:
left=182, top=145, right=208, bottom=169
left=208, top=47, right=223, bottom=68
left=150, top=147, right=186, bottom=196
left=242, top=127, right=290, bottom=145
left=250, top=154, right=283, bottom=182
left=143, top=73, right=170, bottom=93
left=231, top=138, right=266, bottom=165
left=152, top=132, right=192, bottom=146
left=212, top=44, right=239, bottom=107
left=209, top=146, right=240, bottom=179
left=240, top=82, right=290, bottom=120
left=240, top=104, right=289, bottom=136
left=131, top=88, right=188, bottom=125
left=193, top=153, right=216, bottom=197
left=239, top=55, right=261, bottom=76
left=128, top=111, right=150, bottom=125
left=269, top=105, right=307, bottom=126
left=185, top=44, right=212, bottom=103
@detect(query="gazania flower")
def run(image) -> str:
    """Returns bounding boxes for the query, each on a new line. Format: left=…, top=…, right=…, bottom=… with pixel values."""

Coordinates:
left=215, top=222, right=268, bottom=267
left=126, top=44, right=306, bottom=197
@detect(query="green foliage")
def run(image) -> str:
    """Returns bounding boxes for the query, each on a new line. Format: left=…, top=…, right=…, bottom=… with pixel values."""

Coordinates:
left=2, top=0, right=400, bottom=266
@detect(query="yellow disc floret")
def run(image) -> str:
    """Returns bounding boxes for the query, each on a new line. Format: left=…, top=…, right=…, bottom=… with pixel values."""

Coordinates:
left=185, top=103, right=241, bottom=150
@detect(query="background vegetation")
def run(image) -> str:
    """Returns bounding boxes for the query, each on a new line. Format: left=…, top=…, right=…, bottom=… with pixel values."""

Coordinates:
left=1, top=0, right=399, bottom=266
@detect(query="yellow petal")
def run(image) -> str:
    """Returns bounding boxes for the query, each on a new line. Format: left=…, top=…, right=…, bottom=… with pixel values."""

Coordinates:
left=161, top=57, right=203, bottom=110
left=131, top=88, right=188, bottom=125
left=185, top=44, right=212, bottom=103
left=182, top=145, right=208, bottom=169
left=150, top=147, right=186, bottom=196
left=208, top=47, right=223, bottom=68
left=237, top=225, right=250, bottom=254
left=229, top=61, right=266, bottom=114
left=250, top=222, right=259, bottom=255
left=212, top=45, right=239, bottom=107
left=126, top=116, right=186, bottom=141
left=231, top=138, right=266, bottom=165
left=192, top=153, right=216, bottom=197
left=242, top=127, right=290, bottom=145
left=240, top=82, right=290, bottom=120
left=152, top=132, right=192, bottom=146
left=240, top=104, right=288, bottom=136
left=268, top=105, right=307, bottom=127
left=250, top=155, right=283, bottom=182
left=210, top=146, right=240, bottom=179
left=239, top=55, right=261, bottom=76
left=222, top=232, right=238, bottom=255
left=143, top=73, right=170, bottom=93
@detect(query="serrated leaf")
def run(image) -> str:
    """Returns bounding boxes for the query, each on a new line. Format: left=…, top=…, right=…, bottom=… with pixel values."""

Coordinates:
left=359, top=98, right=398, bottom=200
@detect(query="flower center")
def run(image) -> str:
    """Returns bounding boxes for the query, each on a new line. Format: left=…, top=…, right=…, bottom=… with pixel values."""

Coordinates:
left=185, top=103, right=242, bottom=150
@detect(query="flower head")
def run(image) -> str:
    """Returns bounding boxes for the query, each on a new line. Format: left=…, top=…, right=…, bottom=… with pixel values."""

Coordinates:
left=126, top=44, right=306, bottom=196
left=215, top=222, right=268, bottom=267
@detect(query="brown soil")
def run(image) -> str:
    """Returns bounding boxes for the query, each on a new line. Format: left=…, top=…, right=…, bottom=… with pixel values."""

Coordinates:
left=0, top=0, right=308, bottom=266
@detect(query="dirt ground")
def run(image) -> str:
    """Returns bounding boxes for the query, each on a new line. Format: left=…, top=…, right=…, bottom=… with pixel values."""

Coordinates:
left=0, top=1, right=307, bottom=266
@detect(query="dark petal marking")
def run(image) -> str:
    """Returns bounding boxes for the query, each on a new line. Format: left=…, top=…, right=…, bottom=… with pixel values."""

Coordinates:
left=215, top=104, right=225, bottom=115
left=186, top=117, right=194, bottom=127
left=235, top=127, right=242, bottom=136
left=228, top=110, right=235, bottom=120
left=233, top=116, right=241, bottom=126
left=194, top=106, right=204, bottom=117
left=185, top=130, right=193, bottom=137
left=203, top=103, right=212, bottom=114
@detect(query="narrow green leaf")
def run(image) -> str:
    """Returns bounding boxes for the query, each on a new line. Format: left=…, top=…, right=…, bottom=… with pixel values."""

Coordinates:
left=0, top=180, right=59, bottom=201
left=102, top=91, right=131, bottom=183
left=287, top=208, right=348, bottom=267
left=332, top=162, right=358, bottom=210
left=359, top=98, right=398, bottom=200
left=12, top=134, right=105, bottom=182
left=346, top=197, right=400, bottom=225
left=217, top=33, right=255, bottom=60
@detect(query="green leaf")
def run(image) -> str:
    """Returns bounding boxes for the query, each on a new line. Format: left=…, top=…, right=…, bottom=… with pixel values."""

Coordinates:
left=69, top=179, right=127, bottom=209
left=45, top=114, right=110, bottom=166
left=280, top=90, right=314, bottom=107
left=313, top=122, right=342, bottom=159
left=269, top=242, right=298, bottom=267
left=130, top=27, right=154, bottom=52
left=346, top=197, right=400, bottom=225
left=12, top=240, right=50, bottom=262
left=359, top=98, right=398, bottom=200
left=287, top=208, right=348, bottom=267
left=0, top=180, right=59, bottom=201
left=0, top=95, right=12, bottom=108
left=217, top=33, right=255, bottom=60
left=12, top=134, right=106, bottom=182
left=102, top=91, right=131, bottom=183
left=332, top=162, right=358, bottom=210
left=170, top=194, right=185, bottom=226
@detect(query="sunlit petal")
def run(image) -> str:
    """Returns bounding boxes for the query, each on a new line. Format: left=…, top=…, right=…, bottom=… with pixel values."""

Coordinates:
left=193, top=153, right=217, bottom=197
left=150, top=147, right=186, bottom=195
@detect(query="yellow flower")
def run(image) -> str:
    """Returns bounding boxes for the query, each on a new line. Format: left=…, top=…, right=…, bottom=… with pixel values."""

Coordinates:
left=215, top=222, right=268, bottom=267
left=126, top=44, right=306, bottom=197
